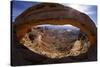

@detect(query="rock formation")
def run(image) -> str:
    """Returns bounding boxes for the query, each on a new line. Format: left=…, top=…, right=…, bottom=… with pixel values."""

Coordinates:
left=12, top=2, right=97, bottom=60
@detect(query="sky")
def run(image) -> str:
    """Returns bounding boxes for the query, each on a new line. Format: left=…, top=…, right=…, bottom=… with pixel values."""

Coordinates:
left=11, top=0, right=97, bottom=25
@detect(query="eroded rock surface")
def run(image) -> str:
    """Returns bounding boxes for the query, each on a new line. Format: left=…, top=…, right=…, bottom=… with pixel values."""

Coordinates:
left=20, top=25, right=90, bottom=58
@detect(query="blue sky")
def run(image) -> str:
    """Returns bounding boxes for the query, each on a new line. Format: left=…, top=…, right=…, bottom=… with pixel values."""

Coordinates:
left=11, top=1, right=97, bottom=25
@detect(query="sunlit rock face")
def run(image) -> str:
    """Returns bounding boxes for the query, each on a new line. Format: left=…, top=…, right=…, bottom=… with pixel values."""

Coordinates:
left=20, top=24, right=90, bottom=58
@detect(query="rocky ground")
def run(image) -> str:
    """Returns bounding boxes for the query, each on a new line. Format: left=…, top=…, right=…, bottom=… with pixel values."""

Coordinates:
left=11, top=25, right=97, bottom=66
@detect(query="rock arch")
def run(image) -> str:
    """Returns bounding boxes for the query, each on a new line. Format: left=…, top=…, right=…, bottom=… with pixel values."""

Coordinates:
left=13, top=3, right=97, bottom=47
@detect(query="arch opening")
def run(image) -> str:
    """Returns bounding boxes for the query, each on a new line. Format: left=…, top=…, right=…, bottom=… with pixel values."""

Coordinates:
left=20, top=24, right=90, bottom=58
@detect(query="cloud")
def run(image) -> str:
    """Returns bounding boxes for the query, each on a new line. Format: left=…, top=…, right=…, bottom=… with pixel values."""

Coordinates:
left=62, top=4, right=94, bottom=14
left=62, top=4, right=97, bottom=24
